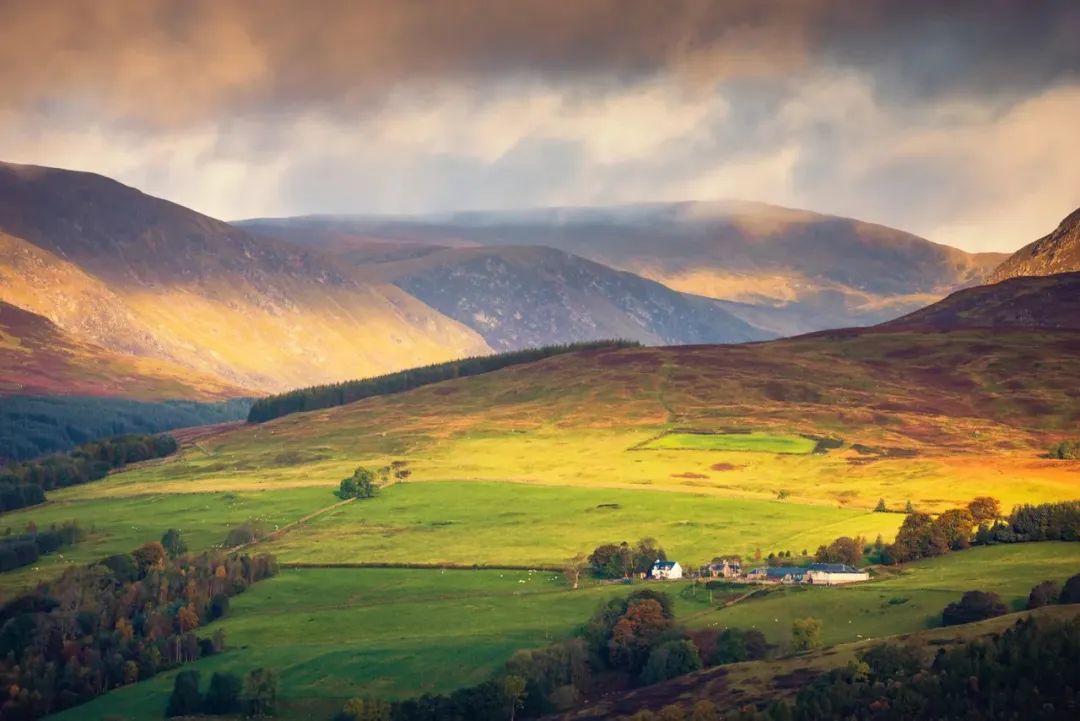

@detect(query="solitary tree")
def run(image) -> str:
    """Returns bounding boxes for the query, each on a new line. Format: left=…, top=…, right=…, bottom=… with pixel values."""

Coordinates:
left=564, top=553, right=588, bottom=590
left=942, top=591, right=1008, bottom=626
left=791, top=617, right=822, bottom=652
left=904, top=500, right=915, bottom=514
left=339, top=467, right=378, bottom=499
left=874, top=498, right=887, bottom=512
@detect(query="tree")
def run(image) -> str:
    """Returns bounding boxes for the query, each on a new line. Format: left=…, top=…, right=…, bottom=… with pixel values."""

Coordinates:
left=934, top=509, right=975, bottom=550
left=242, top=667, right=279, bottom=717
left=815, top=536, right=864, bottom=566
left=1027, top=580, right=1061, bottom=609
left=609, top=599, right=674, bottom=672
left=890, top=512, right=948, bottom=563
left=563, top=554, right=588, bottom=590
left=791, top=617, right=822, bottom=652
left=874, top=498, right=887, bottom=512
left=942, top=590, right=1008, bottom=626
left=339, top=697, right=391, bottom=721
left=204, top=671, right=242, bottom=715
left=904, top=500, right=915, bottom=514
left=132, top=541, right=166, bottom=574
left=338, top=467, right=378, bottom=499
left=1061, top=573, right=1080, bottom=604
left=640, top=639, right=702, bottom=685
left=967, top=496, right=1001, bottom=524
left=633, top=538, right=667, bottom=575
left=166, top=670, right=202, bottom=718
left=161, top=528, right=188, bottom=558
left=503, top=674, right=527, bottom=721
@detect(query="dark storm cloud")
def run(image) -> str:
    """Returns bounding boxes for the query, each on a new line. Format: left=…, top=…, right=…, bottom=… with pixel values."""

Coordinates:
left=0, top=0, right=1076, bottom=125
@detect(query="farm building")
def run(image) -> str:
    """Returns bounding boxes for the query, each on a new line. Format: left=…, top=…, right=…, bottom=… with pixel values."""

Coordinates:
left=805, top=563, right=869, bottom=585
left=747, top=566, right=807, bottom=584
left=702, top=558, right=742, bottom=578
left=746, top=564, right=868, bottom=585
left=650, top=560, right=683, bottom=580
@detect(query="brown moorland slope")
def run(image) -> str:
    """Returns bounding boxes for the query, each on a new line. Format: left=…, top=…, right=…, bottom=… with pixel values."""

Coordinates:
left=989, top=206, right=1080, bottom=282
left=885, top=272, right=1080, bottom=330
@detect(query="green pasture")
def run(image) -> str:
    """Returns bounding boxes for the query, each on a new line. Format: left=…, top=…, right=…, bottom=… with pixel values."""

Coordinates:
left=683, top=542, right=1080, bottom=648
left=0, top=487, right=332, bottom=595
left=52, top=544, right=1080, bottom=721
left=259, top=481, right=905, bottom=567
left=50, top=568, right=633, bottom=720
left=644, top=432, right=819, bottom=455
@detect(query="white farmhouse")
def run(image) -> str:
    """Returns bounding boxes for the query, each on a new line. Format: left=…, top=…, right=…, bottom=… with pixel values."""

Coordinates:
left=650, top=560, right=683, bottom=580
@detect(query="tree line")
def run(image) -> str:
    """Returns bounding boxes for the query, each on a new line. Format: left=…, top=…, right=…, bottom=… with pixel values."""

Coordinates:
left=0, top=521, right=85, bottom=573
left=166, top=667, right=279, bottom=718
left=0, top=395, right=250, bottom=462
left=0, top=433, right=178, bottom=512
left=0, top=532, right=278, bottom=720
left=247, top=340, right=641, bottom=423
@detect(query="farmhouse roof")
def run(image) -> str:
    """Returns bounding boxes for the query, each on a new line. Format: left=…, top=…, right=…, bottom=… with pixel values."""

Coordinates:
left=763, top=566, right=806, bottom=578
left=807, top=563, right=862, bottom=573
left=653, top=560, right=677, bottom=569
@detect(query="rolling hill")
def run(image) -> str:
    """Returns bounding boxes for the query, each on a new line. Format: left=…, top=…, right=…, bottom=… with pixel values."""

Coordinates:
left=0, top=161, right=490, bottom=393
left=241, top=203, right=1007, bottom=335
left=887, top=272, right=1080, bottom=329
left=989, top=206, right=1080, bottom=281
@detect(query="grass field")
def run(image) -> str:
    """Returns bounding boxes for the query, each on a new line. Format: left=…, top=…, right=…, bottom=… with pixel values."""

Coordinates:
left=644, top=432, right=819, bottom=454
left=50, top=544, right=1080, bottom=721
left=0, top=487, right=333, bottom=595
left=50, top=568, right=633, bottom=721
left=258, top=481, right=906, bottom=567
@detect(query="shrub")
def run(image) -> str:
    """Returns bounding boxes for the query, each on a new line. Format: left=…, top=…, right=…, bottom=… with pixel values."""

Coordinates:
left=1061, top=573, right=1080, bottom=604
left=203, top=671, right=242, bottom=715
left=942, top=591, right=1008, bottom=626
left=1027, top=580, right=1061, bottom=609
left=165, top=670, right=202, bottom=718
left=640, top=639, right=702, bottom=685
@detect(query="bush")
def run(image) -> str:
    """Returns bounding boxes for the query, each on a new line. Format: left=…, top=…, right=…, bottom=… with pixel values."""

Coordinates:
left=942, top=591, right=1008, bottom=626
left=1027, top=580, right=1061, bottom=609
left=640, top=639, right=702, bottom=685
left=1061, top=573, right=1080, bottom=604
left=203, top=671, right=242, bottom=715
left=165, top=670, right=202, bottom=718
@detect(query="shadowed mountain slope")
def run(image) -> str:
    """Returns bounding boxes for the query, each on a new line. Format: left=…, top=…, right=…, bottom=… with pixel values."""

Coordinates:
left=887, top=272, right=1080, bottom=330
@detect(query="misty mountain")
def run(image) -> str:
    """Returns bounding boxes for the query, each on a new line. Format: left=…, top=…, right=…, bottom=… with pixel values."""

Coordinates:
left=240, top=202, right=1005, bottom=335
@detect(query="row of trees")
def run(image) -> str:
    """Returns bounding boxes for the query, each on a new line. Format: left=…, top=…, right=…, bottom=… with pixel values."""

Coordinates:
left=0, top=434, right=179, bottom=512
left=588, top=538, right=667, bottom=579
left=0, top=521, right=85, bottom=573
left=166, top=667, right=278, bottom=718
left=887, top=496, right=1001, bottom=563
left=246, top=340, right=641, bottom=423
left=1048, top=439, right=1080, bottom=460
left=0, top=538, right=278, bottom=720
left=0, top=395, right=249, bottom=462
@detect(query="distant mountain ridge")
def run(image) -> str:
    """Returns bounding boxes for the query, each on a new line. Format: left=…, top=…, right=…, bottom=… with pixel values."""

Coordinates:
left=242, top=202, right=1005, bottom=335
left=989, top=206, right=1080, bottom=282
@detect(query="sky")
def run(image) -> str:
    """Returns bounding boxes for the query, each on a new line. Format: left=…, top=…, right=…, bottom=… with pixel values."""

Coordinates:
left=0, top=0, right=1078, bottom=252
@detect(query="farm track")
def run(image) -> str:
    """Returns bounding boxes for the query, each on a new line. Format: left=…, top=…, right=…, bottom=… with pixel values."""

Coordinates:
left=225, top=496, right=357, bottom=554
